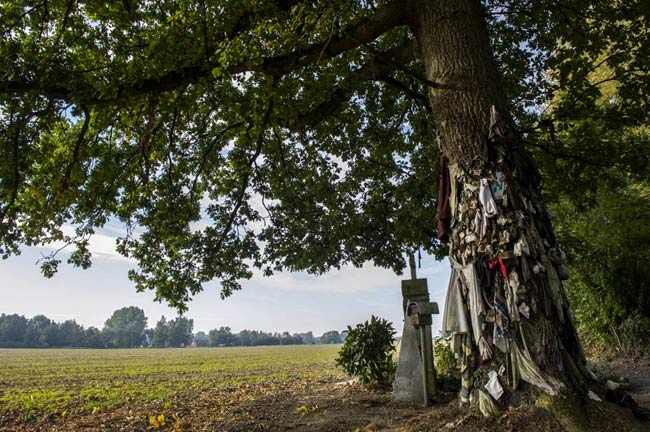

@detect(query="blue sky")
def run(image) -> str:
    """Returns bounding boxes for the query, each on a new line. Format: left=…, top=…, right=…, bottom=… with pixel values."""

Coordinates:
left=0, top=231, right=451, bottom=336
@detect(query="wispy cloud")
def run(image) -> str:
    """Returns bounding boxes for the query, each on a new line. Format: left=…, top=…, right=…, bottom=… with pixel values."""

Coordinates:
left=41, top=224, right=133, bottom=263
left=249, top=261, right=447, bottom=294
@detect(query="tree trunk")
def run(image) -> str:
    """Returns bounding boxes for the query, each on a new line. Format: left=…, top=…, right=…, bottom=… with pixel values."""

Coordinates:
left=409, top=0, right=589, bottom=412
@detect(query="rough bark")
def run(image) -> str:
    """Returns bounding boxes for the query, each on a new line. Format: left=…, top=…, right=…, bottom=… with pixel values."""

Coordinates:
left=409, top=0, right=589, bottom=413
left=410, top=0, right=508, bottom=162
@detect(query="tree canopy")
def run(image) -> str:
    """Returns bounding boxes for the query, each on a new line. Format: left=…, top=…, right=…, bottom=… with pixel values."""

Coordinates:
left=0, top=309, right=319, bottom=348
left=152, top=315, right=194, bottom=346
left=103, top=306, right=147, bottom=348
left=1, top=0, right=648, bottom=311
left=537, top=53, right=650, bottom=353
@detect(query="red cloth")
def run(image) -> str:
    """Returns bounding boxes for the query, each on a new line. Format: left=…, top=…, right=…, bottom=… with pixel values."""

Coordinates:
left=436, top=156, right=451, bottom=240
left=489, top=257, right=508, bottom=279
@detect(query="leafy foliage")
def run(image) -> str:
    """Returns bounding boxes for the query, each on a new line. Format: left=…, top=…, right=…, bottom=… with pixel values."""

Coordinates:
left=433, top=337, right=460, bottom=391
left=619, top=312, right=650, bottom=356
left=208, top=327, right=304, bottom=347
left=530, top=29, right=650, bottom=354
left=320, top=330, right=342, bottom=344
left=335, top=316, right=396, bottom=387
left=553, top=182, right=650, bottom=354
left=0, top=0, right=648, bottom=319
left=0, top=313, right=104, bottom=348
left=152, top=315, right=194, bottom=347
left=0, top=0, right=441, bottom=310
left=487, top=0, right=650, bottom=132
left=167, top=316, right=194, bottom=347
left=208, top=326, right=237, bottom=347
left=103, top=306, right=147, bottom=348
left=0, top=308, right=331, bottom=349
left=433, top=338, right=457, bottom=377
left=152, top=316, right=169, bottom=348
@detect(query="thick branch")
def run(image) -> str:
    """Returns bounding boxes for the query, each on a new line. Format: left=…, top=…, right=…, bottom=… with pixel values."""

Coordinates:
left=60, top=105, right=90, bottom=192
left=0, top=112, right=23, bottom=226
left=213, top=91, right=276, bottom=254
left=1, top=0, right=409, bottom=105
left=527, top=140, right=625, bottom=171
left=189, top=120, right=245, bottom=199
left=230, top=0, right=410, bottom=76
left=287, top=39, right=430, bottom=130
left=381, top=76, right=431, bottom=110
left=0, top=103, right=56, bottom=224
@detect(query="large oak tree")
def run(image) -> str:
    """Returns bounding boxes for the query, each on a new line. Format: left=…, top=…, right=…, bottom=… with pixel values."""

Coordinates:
left=1, top=0, right=648, bottom=412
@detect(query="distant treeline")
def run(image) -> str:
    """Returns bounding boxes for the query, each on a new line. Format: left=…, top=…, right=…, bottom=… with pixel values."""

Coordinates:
left=0, top=308, right=345, bottom=348
left=0, top=306, right=192, bottom=349
left=203, top=327, right=343, bottom=347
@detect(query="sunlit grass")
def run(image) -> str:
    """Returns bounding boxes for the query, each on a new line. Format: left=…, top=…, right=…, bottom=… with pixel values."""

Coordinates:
left=0, top=345, right=344, bottom=415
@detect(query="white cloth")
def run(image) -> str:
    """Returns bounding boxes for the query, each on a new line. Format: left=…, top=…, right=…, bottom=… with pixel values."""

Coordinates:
left=514, top=235, right=530, bottom=256
left=441, top=268, right=470, bottom=337
left=484, top=370, right=504, bottom=400
left=449, top=163, right=461, bottom=225
left=479, top=336, right=493, bottom=361
left=479, top=179, right=498, bottom=218
left=474, top=208, right=486, bottom=239
left=463, top=263, right=486, bottom=344
left=450, top=258, right=486, bottom=344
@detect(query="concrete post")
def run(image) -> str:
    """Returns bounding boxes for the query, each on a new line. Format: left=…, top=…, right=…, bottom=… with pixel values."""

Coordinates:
left=392, top=269, right=439, bottom=404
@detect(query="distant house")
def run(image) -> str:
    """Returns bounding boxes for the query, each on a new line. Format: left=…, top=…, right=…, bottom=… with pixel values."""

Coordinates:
left=191, top=332, right=209, bottom=347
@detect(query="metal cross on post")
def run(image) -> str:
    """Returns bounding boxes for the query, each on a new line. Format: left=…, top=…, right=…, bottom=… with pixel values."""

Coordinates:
left=393, top=253, right=439, bottom=405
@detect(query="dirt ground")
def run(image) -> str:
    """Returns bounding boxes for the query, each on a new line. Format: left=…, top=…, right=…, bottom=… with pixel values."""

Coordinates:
left=217, top=375, right=649, bottom=432
left=4, top=375, right=649, bottom=432
left=609, top=357, right=650, bottom=411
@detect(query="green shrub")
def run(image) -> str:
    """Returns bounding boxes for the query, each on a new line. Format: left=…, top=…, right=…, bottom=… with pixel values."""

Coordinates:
left=433, top=337, right=460, bottom=391
left=433, top=337, right=457, bottom=375
left=619, top=312, right=650, bottom=356
left=335, top=316, right=396, bottom=388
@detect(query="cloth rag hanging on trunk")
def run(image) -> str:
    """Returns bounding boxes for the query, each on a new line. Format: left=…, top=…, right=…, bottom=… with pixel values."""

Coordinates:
left=479, top=178, right=498, bottom=218
left=449, top=162, right=461, bottom=225
left=441, top=267, right=470, bottom=337
left=437, top=156, right=451, bottom=240
left=493, top=279, right=510, bottom=353
left=450, top=258, right=487, bottom=345
left=509, top=341, right=564, bottom=395
left=484, top=370, right=504, bottom=400
left=459, top=334, right=476, bottom=404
